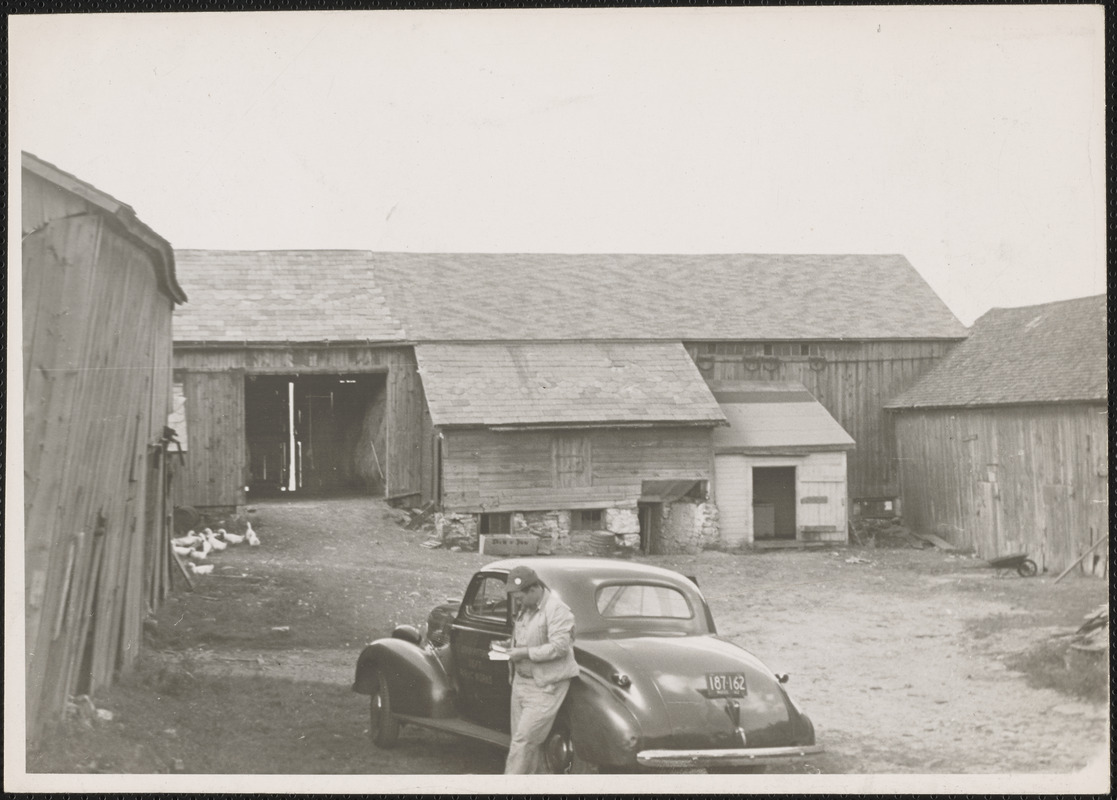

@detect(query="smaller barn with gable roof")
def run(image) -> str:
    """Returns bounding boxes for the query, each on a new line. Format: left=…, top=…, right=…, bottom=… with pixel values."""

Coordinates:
left=886, top=295, right=1107, bottom=576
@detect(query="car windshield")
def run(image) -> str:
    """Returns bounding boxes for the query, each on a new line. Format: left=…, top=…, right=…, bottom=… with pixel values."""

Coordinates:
left=595, top=583, right=693, bottom=619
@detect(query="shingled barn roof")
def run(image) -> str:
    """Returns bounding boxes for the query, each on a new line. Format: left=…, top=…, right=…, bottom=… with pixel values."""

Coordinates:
left=172, top=250, right=405, bottom=343
left=172, top=250, right=965, bottom=343
left=886, top=295, right=1107, bottom=409
left=376, top=253, right=965, bottom=341
left=414, top=342, right=726, bottom=427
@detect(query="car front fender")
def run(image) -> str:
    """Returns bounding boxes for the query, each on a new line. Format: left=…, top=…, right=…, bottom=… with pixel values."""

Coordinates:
left=352, top=636, right=457, bottom=719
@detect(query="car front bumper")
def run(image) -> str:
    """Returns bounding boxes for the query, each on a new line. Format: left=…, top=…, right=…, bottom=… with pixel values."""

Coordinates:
left=636, top=744, right=824, bottom=769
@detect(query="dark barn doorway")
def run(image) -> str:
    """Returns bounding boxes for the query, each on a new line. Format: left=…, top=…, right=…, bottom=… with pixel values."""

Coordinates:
left=638, top=501, right=663, bottom=555
left=752, top=466, right=796, bottom=540
left=244, top=373, right=387, bottom=498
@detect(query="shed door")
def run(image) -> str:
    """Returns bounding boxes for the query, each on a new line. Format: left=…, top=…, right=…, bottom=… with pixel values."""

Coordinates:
left=715, top=455, right=751, bottom=546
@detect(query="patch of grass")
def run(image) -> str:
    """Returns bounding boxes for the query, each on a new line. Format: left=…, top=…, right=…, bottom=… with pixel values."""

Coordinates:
left=126, top=652, right=201, bottom=697
left=1004, top=638, right=1108, bottom=703
left=28, top=663, right=371, bottom=774
left=965, top=612, right=1038, bottom=640
left=146, top=568, right=369, bottom=652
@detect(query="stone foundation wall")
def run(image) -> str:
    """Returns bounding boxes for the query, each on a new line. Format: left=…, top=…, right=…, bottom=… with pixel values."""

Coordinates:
left=659, top=499, right=720, bottom=555
left=604, top=507, right=639, bottom=534
left=436, top=503, right=721, bottom=555
left=434, top=512, right=479, bottom=550
left=513, top=510, right=571, bottom=555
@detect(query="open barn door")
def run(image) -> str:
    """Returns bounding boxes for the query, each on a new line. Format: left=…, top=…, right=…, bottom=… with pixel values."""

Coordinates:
left=244, top=374, right=387, bottom=498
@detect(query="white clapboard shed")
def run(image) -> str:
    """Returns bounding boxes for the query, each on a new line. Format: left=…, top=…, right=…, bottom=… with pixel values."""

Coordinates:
left=712, top=382, right=855, bottom=546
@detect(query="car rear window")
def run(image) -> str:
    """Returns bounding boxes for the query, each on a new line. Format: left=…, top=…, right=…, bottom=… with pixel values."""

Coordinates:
left=595, top=583, right=693, bottom=619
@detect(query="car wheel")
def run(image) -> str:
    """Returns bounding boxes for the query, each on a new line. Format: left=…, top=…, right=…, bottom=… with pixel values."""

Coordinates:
left=1017, top=558, right=1038, bottom=577
left=706, top=764, right=767, bottom=774
left=369, top=672, right=400, bottom=748
left=542, top=719, right=597, bottom=774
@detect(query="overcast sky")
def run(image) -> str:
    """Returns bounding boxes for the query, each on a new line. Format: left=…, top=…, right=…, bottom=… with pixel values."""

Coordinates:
left=9, top=6, right=1106, bottom=325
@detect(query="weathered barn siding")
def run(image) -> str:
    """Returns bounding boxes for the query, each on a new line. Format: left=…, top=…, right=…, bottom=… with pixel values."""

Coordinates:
left=441, top=427, right=713, bottom=512
left=687, top=340, right=954, bottom=498
left=894, top=404, right=1108, bottom=575
left=172, top=371, right=245, bottom=507
left=23, top=162, right=181, bottom=741
left=172, top=345, right=422, bottom=506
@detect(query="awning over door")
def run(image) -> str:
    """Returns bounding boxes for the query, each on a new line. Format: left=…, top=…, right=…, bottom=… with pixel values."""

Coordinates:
left=710, top=381, right=855, bottom=455
left=640, top=479, right=704, bottom=503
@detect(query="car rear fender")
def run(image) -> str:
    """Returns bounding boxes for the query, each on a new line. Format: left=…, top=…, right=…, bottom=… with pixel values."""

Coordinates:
left=565, top=669, right=643, bottom=769
left=780, top=685, right=817, bottom=746
left=352, top=636, right=457, bottom=719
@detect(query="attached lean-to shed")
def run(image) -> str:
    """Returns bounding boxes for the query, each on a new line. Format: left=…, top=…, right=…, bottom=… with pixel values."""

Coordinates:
left=416, top=342, right=726, bottom=554
left=886, top=295, right=1107, bottom=576
left=711, top=382, right=856, bottom=546
left=22, top=152, right=187, bottom=741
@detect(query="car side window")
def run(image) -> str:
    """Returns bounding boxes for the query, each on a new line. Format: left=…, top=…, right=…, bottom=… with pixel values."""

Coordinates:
left=464, top=575, right=509, bottom=623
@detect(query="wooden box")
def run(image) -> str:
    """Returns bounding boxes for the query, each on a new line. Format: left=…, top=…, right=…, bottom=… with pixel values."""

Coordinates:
left=479, top=535, right=539, bottom=556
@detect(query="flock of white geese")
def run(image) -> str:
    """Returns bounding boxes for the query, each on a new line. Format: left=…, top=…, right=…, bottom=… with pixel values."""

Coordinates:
left=171, top=522, right=260, bottom=575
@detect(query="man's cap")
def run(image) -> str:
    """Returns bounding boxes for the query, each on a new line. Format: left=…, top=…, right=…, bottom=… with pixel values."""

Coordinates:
left=505, top=565, right=541, bottom=593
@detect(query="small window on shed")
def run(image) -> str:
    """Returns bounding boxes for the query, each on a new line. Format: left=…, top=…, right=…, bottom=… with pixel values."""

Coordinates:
left=572, top=509, right=603, bottom=530
left=762, top=344, right=773, bottom=356
left=480, top=513, right=512, bottom=535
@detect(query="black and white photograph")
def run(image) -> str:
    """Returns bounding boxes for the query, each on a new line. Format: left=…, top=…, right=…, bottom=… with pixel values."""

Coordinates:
left=6, top=6, right=1108, bottom=794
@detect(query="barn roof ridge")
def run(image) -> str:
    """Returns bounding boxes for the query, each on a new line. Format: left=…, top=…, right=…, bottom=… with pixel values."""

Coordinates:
left=172, top=249, right=967, bottom=343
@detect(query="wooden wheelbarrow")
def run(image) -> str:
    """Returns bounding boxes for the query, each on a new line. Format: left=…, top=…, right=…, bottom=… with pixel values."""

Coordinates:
left=984, top=552, right=1038, bottom=578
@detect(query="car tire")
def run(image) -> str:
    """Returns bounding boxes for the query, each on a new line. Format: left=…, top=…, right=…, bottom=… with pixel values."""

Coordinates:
left=1017, top=558, right=1038, bottom=577
left=542, top=718, right=598, bottom=774
left=369, top=672, right=400, bottom=748
left=706, top=764, right=767, bottom=774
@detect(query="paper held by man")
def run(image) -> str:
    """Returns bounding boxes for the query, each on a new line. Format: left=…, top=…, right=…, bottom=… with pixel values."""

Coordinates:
left=488, top=640, right=511, bottom=661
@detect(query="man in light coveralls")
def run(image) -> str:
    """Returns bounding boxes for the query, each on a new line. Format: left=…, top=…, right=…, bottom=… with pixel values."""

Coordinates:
left=502, top=565, right=579, bottom=774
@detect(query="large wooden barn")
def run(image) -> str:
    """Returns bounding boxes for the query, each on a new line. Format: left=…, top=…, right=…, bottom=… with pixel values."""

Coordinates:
left=887, top=295, right=1107, bottom=576
left=171, top=251, right=965, bottom=550
left=22, top=153, right=187, bottom=740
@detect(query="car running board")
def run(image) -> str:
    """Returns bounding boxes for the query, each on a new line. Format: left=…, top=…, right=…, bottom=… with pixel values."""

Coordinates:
left=394, top=713, right=512, bottom=749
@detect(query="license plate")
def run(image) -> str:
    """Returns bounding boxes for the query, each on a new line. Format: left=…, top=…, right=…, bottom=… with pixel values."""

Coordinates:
left=706, top=672, right=748, bottom=696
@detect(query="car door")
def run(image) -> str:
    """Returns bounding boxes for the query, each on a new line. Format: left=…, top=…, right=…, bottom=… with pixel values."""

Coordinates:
left=450, top=573, right=513, bottom=731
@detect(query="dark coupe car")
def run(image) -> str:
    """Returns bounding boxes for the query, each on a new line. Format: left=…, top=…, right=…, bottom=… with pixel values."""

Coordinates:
left=352, top=558, right=821, bottom=773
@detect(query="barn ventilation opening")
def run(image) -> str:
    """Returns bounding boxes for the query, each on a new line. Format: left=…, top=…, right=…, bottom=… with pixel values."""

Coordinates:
left=244, top=374, right=387, bottom=497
